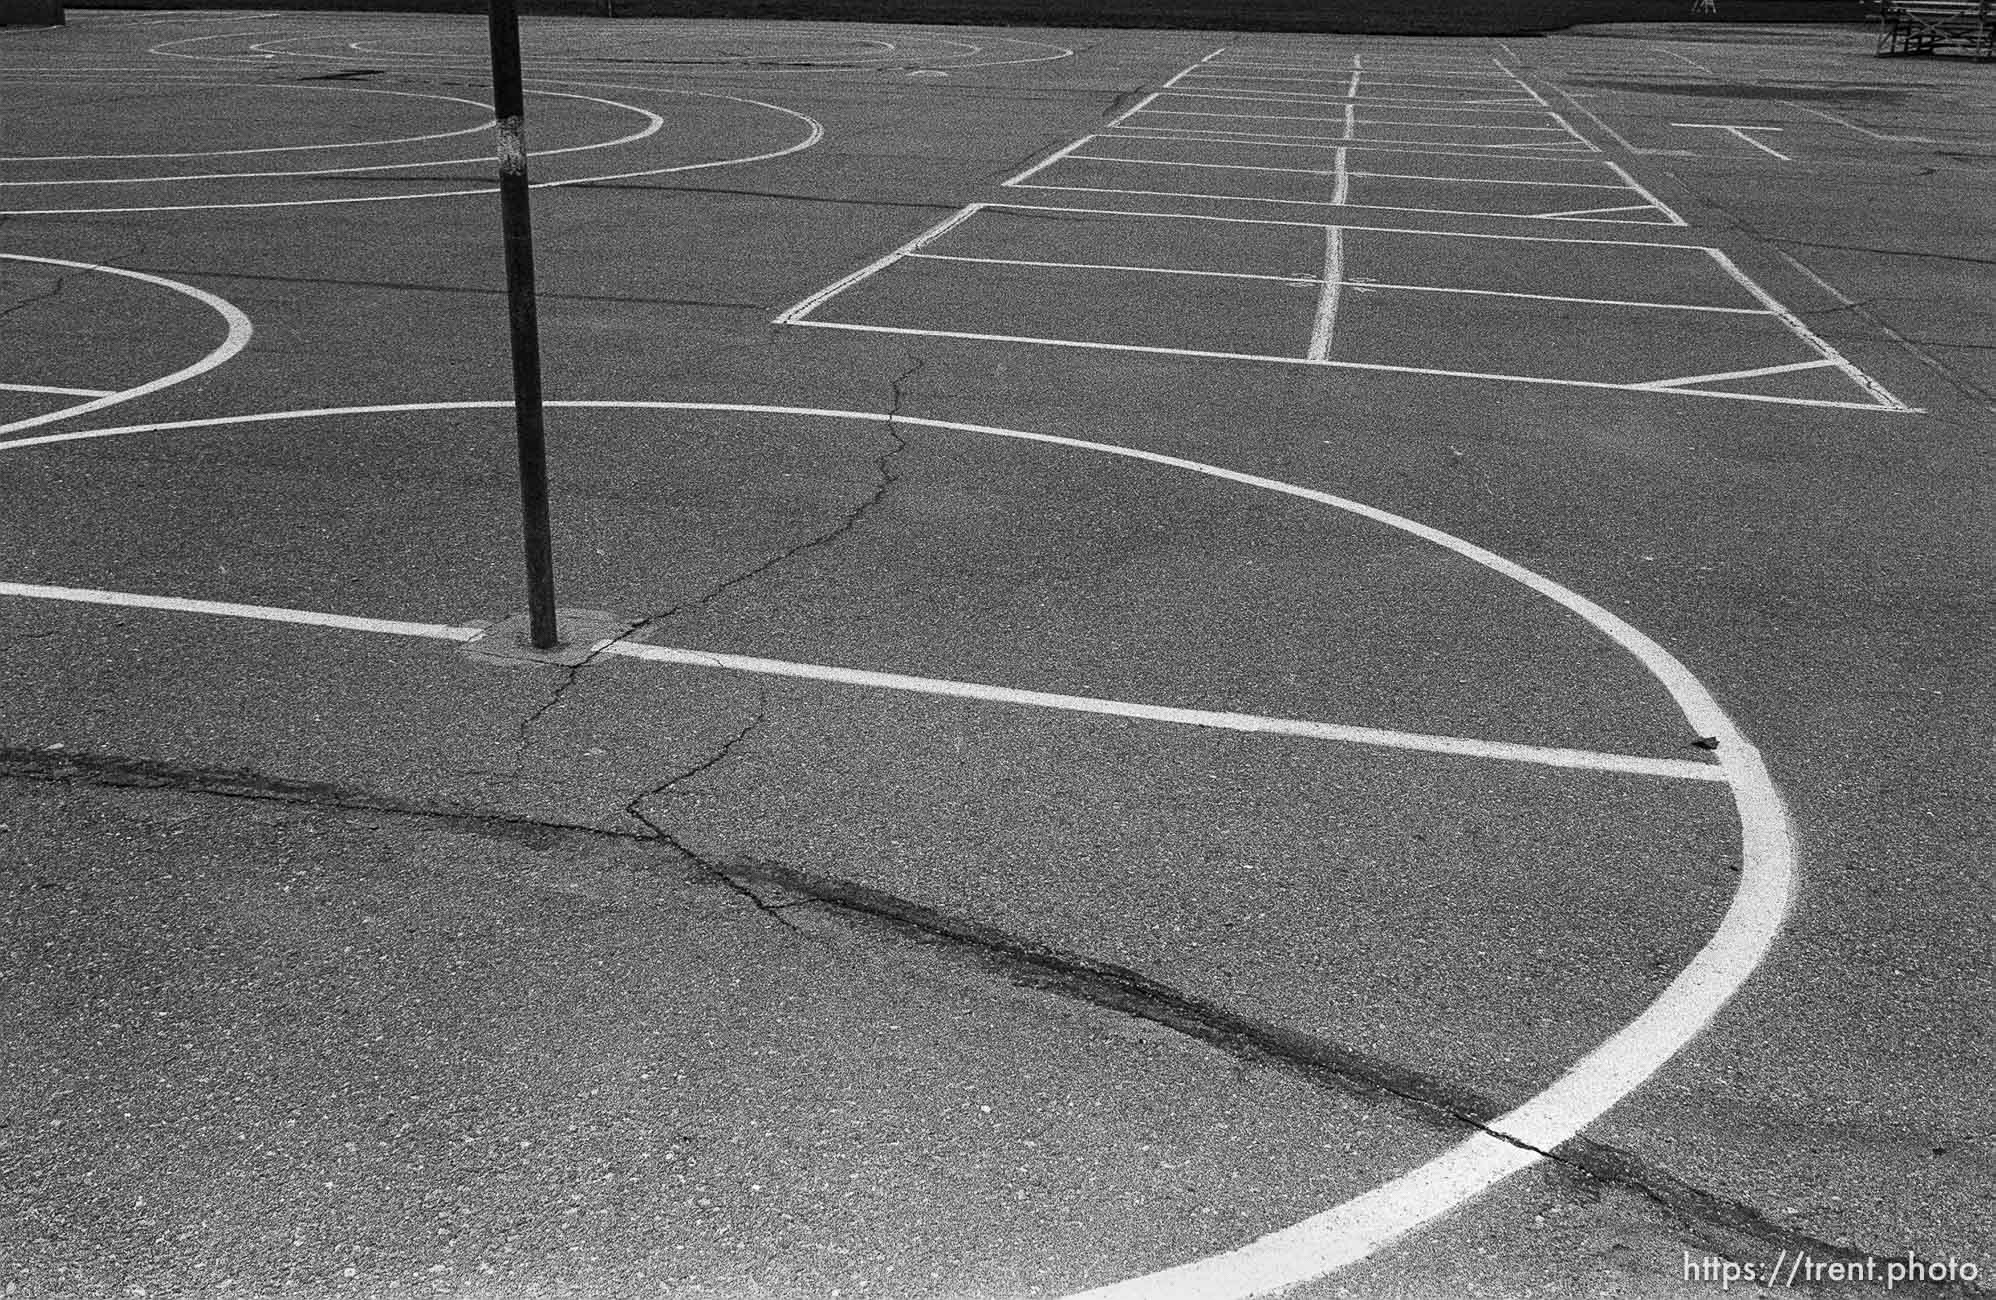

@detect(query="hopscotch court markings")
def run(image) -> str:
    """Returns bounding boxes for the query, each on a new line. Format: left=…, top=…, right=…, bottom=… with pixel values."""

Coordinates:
left=1109, top=87, right=1598, bottom=155
left=1005, top=131, right=1685, bottom=226
left=775, top=203, right=1913, bottom=411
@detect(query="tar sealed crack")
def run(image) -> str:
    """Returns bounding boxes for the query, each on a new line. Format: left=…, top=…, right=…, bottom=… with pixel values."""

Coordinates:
left=615, top=696, right=809, bottom=936
left=0, top=741, right=1973, bottom=1296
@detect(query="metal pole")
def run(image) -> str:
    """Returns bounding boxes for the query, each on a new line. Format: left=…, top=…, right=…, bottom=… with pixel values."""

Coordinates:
left=487, top=0, right=559, bottom=650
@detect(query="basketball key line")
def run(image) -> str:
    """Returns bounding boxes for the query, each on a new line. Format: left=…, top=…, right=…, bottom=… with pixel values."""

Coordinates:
left=0, top=580, right=1723, bottom=783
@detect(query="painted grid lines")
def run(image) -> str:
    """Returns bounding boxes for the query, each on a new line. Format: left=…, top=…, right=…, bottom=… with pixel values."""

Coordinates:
left=775, top=203, right=1913, bottom=412
left=777, top=43, right=1911, bottom=411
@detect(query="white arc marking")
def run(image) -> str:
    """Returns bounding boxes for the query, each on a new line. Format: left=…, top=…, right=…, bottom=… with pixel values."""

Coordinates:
left=0, top=401, right=1795, bottom=1298
left=0, top=255, right=252, bottom=436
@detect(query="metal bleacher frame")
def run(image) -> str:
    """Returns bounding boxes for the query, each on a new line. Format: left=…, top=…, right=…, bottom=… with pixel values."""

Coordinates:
left=1872, top=0, right=1996, bottom=58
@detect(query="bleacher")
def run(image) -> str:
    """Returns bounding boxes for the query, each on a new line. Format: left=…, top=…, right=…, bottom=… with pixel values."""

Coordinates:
left=1872, top=0, right=1996, bottom=57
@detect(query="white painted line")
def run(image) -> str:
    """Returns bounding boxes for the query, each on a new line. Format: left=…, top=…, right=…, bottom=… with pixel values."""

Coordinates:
left=1183, top=69, right=1521, bottom=90
left=1528, top=203, right=1656, bottom=219
left=0, top=89, right=662, bottom=189
left=606, top=636, right=1729, bottom=781
left=1539, top=109, right=1596, bottom=149
left=1355, top=165, right=1624, bottom=191
left=1671, top=123, right=1791, bottom=161
left=0, top=255, right=253, bottom=437
left=780, top=320, right=1910, bottom=412
left=1072, top=152, right=1348, bottom=179
left=1103, top=91, right=1163, bottom=131
left=1068, top=150, right=1625, bottom=191
left=0, top=86, right=823, bottom=217
left=1773, top=249, right=1989, bottom=412
left=773, top=202, right=1910, bottom=411
left=1778, top=102, right=1938, bottom=145
left=1101, top=130, right=1609, bottom=164
left=1306, top=225, right=1345, bottom=361
left=1330, top=145, right=1351, bottom=207
left=1000, top=172, right=1678, bottom=225
left=1111, top=124, right=1597, bottom=155
left=0, top=382, right=119, bottom=398
left=1111, top=109, right=1578, bottom=134
left=0, top=581, right=485, bottom=642
left=1601, top=159, right=1687, bottom=227
left=1702, top=248, right=1913, bottom=411
left=999, top=135, right=1093, bottom=188
left=771, top=205, right=986, bottom=324
left=0, top=404, right=1731, bottom=795
left=1347, top=281, right=1774, bottom=316
left=530, top=402, right=1784, bottom=1294
left=1547, top=84, right=1696, bottom=157
left=793, top=199, right=1742, bottom=253
left=3, top=84, right=494, bottom=162
left=1636, top=359, right=1837, bottom=391
left=907, top=253, right=1319, bottom=286
left=1653, top=44, right=1714, bottom=75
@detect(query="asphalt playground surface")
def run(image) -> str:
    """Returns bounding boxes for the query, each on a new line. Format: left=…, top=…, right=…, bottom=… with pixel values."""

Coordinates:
left=1, top=11, right=1991, bottom=1299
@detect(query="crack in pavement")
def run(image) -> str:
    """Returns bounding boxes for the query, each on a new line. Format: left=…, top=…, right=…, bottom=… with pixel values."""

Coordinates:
left=512, top=356, right=920, bottom=754
left=0, top=263, right=72, bottom=327
left=650, top=351, right=919, bottom=625
left=0, top=741, right=1976, bottom=1296
left=612, top=693, right=810, bottom=937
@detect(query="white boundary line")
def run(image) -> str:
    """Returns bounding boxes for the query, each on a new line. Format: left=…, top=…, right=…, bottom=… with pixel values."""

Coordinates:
left=1306, top=225, right=1345, bottom=361
left=0, top=89, right=661, bottom=190
left=0, top=400, right=1792, bottom=1299
left=1110, top=124, right=1599, bottom=155
left=1004, top=151, right=1678, bottom=226
left=1101, top=130, right=1600, bottom=164
left=0, top=582, right=486, bottom=642
left=0, top=86, right=823, bottom=216
left=1, top=83, right=494, bottom=162
left=1636, top=359, right=1836, bottom=391
left=0, top=255, right=253, bottom=436
left=907, top=253, right=1318, bottom=286
left=1135, top=108, right=1578, bottom=133
left=1779, top=101, right=1937, bottom=145
left=1547, top=84, right=1695, bottom=158
left=1702, top=249, right=1914, bottom=411
left=901, top=252, right=1777, bottom=317
left=1003, top=179, right=1676, bottom=227
left=1672, top=123, right=1791, bottom=162
left=780, top=321, right=1908, bottom=413
left=12, top=575, right=1697, bottom=779
left=771, top=202, right=1913, bottom=411
left=0, top=382, right=117, bottom=398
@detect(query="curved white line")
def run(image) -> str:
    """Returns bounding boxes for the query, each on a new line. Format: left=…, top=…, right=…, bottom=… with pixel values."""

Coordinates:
left=0, top=400, right=1793, bottom=1295
left=0, top=256, right=252, bottom=436
left=0, top=84, right=493, bottom=162
left=0, top=87, right=821, bottom=216
left=0, top=90, right=660, bottom=188
left=146, top=30, right=277, bottom=63
left=337, top=29, right=905, bottom=62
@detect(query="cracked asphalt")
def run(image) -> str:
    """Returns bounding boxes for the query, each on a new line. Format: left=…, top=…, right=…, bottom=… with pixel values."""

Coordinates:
left=2, top=12, right=1992, bottom=1300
